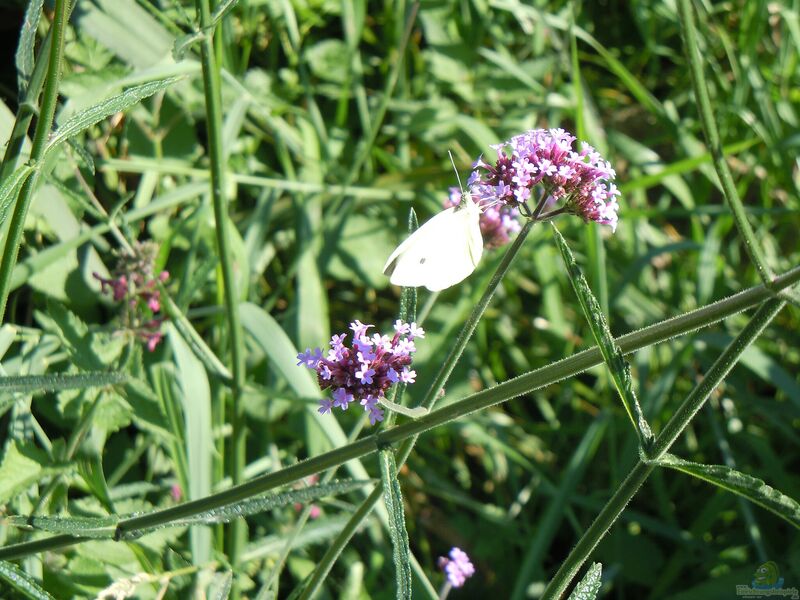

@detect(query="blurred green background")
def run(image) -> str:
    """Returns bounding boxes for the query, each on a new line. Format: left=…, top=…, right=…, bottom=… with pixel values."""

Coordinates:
left=0, top=0, right=798, bottom=598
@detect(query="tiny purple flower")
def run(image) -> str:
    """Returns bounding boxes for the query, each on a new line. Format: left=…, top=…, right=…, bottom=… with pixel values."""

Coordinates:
left=438, top=547, right=475, bottom=589
left=297, top=348, right=323, bottom=368
left=409, top=323, right=426, bottom=339
left=394, top=319, right=410, bottom=335
left=318, top=398, right=333, bottom=414
left=400, top=368, right=416, bottom=384
left=332, top=388, right=354, bottom=410
left=356, top=366, right=376, bottom=385
left=350, top=320, right=372, bottom=339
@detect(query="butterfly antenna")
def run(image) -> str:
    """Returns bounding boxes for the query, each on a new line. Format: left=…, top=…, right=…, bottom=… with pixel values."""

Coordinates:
left=448, top=150, right=465, bottom=192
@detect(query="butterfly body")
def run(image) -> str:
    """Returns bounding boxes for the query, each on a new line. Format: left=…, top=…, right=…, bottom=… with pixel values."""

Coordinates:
left=383, top=193, right=483, bottom=291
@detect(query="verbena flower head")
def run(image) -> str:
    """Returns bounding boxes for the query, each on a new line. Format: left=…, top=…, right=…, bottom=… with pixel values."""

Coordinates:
left=438, top=547, right=475, bottom=588
left=297, top=319, right=425, bottom=425
left=445, top=187, right=522, bottom=249
left=94, top=241, right=169, bottom=352
left=468, top=128, right=620, bottom=231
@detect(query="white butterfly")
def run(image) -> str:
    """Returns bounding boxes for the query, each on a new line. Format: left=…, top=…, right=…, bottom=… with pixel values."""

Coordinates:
left=383, top=191, right=483, bottom=292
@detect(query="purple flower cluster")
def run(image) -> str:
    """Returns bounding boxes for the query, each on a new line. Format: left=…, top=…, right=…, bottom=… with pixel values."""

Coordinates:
left=438, top=547, right=475, bottom=588
left=93, top=241, right=169, bottom=352
left=297, top=319, right=425, bottom=425
left=468, top=128, right=620, bottom=231
left=445, top=187, right=522, bottom=249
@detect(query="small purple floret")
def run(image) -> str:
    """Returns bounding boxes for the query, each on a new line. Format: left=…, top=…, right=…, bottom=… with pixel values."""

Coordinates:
left=438, top=547, right=476, bottom=588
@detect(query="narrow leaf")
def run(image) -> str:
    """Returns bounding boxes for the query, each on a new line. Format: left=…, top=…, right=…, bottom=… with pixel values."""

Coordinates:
left=45, top=77, right=182, bottom=154
left=0, top=560, right=56, bottom=600
left=209, top=571, right=233, bottom=600
left=567, top=563, right=602, bottom=600
left=210, top=0, right=240, bottom=26
left=657, top=454, right=800, bottom=530
left=67, top=137, right=96, bottom=175
left=15, top=0, right=44, bottom=97
left=0, top=163, right=35, bottom=231
left=551, top=224, right=654, bottom=448
left=0, top=371, right=126, bottom=394
left=379, top=449, right=413, bottom=600
left=4, top=515, right=118, bottom=539
left=173, top=31, right=205, bottom=61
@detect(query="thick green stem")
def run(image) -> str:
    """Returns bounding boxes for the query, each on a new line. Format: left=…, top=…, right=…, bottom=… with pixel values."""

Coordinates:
left=0, top=0, right=69, bottom=321
left=194, top=0, right=247, bottom=577
left=1, top=267, right=798, bottom=561
left=677, top=0, right=774, bottom=285
left=541, top=298, right=786, bottom=599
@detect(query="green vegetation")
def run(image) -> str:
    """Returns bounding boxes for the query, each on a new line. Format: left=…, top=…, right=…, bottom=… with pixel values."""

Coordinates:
left=0, top=0, right=798, bottom=598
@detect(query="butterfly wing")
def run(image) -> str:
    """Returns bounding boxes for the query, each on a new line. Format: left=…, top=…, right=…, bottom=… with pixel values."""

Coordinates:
left=384, top=201, right=483, bottom=291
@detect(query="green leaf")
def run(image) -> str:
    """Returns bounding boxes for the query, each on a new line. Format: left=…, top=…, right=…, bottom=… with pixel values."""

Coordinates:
left=0, top=560, right=56, bottom=600
left=379, top=450, right=412, bottom=600
left=15, top=0, right=44, bottom=97
left=657, top=454, right=800, bottom=530
left=551, top=224, right=654, bottom=449
left=167, top=324, right=213, bottom=565
left=5, top=515, right=118, bottom=539
left=45, top=77, right=182, bottom=156
left=567, top=563, right=602, bottom=600
left=0, top=441, right=47, bottom=505
left=0, top=371, right=126, bottom=395
left=209, top=570, right=233, bottom=600
left=0, top=163, right=35, bottom=231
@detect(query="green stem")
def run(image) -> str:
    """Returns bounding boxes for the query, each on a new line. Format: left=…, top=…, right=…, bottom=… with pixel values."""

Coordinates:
left=1, top=267, right=798, bottom=561
left=0, top=0, right=69, bottom=321
left=677, top=0, right=774, bottom=285
left=194, top=0, right=247, bottom=577
left=540, top=298, right=785, bottom=599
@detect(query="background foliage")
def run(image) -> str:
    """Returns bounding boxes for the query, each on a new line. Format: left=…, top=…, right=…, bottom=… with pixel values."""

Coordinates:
left=0, top=0, right=798, bottom=598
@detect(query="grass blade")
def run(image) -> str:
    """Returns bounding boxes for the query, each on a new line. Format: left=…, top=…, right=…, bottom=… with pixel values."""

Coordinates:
left=45, top=77, right=182, bottom=155
left=15, top=0, right=44, bottom=97
left=657, top=454, right=800, bottom=530
left=0, top=561, right=56, bottom=600
left=567, top=563, right=602, bottom=600
left=379, top=449, right=413, bottom=600
left=0, top=371, right=126, bottom=394
left=551, top=224, right=654, bottom=449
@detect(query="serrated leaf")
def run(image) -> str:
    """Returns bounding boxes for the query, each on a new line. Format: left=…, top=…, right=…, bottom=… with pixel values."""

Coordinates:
left=5, top=515, right=118, bottom=539
left=119, top=479, right=370, bottom=539
left=45, top=77, right=182, bottom=156
left=0, top=163, right=35, bottom=231
left=379, top=450, right=412, bottom=600
left=657, top=454, right=800, bottom=530
left=551, top=224, right=653, bottom=449
left=568, top=562, right=602, bottom=600
left=0, top=560, right=56, bottom=600
left=15, top=0, right=44, bottom=98
left=0, top=371, right=126, bottom=395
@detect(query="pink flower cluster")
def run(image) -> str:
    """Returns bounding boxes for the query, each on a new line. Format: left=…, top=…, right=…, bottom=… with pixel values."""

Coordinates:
left=93, top=242, right=169, bottom=352
left=297, top=319, right=425, bottom=425
left=438, top=547, right=475, bottom=588
left=468, top=128, right=620, bottom=231
left=445, top=187, right=521, bottom=249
